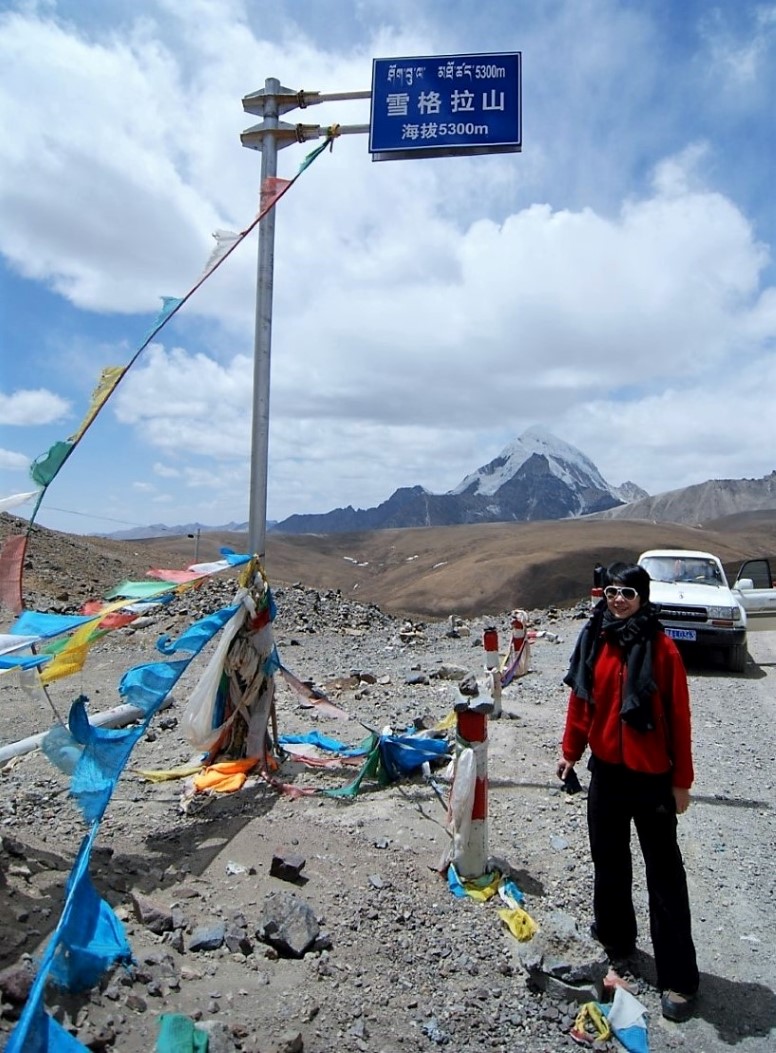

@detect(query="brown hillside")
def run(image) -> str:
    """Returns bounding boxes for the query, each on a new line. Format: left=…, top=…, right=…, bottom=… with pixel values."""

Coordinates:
left=3, top=513, right=776, bottom=619
left=261, top=519, right=776, bottom=616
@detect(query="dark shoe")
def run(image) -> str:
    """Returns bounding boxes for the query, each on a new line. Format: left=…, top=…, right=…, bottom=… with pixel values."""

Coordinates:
left=661, top=990, right=696, bottom=1022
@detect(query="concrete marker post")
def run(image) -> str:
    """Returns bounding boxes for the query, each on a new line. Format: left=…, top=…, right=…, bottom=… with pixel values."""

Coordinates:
left=454, top=705, right=490, bottom=877
left=483, top=626, right=502, bottom=718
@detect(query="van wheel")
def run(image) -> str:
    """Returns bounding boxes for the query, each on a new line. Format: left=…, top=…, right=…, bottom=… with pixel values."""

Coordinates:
left=726, top=642, right=748, bottom=674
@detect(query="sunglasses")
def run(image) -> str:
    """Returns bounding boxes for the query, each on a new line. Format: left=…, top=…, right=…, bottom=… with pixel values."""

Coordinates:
left=604, top=585, right=639, bottom=600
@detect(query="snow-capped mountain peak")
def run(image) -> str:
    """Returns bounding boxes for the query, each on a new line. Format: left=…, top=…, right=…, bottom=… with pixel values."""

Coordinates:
left=450, top=426, right=610, bottom=499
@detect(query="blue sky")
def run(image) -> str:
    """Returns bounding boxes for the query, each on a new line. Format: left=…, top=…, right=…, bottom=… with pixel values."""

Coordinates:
left=1, top=0, right=775, bottom=536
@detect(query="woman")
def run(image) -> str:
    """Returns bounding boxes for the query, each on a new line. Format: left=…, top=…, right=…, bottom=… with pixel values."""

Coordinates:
left=557, top=562, right=699, bottom=1022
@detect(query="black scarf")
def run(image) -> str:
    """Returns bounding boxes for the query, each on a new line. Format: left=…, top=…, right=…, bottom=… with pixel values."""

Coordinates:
left=563, top=598, right=663, bottom=732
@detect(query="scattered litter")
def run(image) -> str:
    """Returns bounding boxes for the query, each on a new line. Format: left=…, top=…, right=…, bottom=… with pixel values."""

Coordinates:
left=601, top=987, right=650, bottom=1053
left=570, top=1002, right=611, bottom=1046
left=156, top=1013, right=208, bottom=1052
left=603, top=967, right=637, bottom=995
left=497, top=905, right=538, bottom=941
left=532, top=629, right=562, bottom=643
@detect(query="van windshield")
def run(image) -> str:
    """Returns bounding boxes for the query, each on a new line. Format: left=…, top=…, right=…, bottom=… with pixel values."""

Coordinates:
left=641, top=556, right=723, bottom=585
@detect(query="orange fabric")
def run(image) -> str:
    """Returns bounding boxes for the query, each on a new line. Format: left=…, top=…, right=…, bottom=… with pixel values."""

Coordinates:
left=193, top=757, right=260, bottom=793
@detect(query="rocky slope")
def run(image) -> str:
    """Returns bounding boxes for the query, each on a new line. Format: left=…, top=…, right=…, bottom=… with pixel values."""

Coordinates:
left=593, top=471, right=776, bottom=526
left=1, top=559, right=775, bottom=1053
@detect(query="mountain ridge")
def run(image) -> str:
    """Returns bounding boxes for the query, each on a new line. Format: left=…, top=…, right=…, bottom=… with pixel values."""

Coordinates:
left=93, top=430, right=776, bottom=540
left=272, top=426, right=644, bottom=534
left=589, top=471, right=776, bottom=526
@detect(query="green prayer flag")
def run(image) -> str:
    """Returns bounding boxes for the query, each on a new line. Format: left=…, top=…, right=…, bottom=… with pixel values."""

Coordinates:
left=30, top=441, right=74, bottom=487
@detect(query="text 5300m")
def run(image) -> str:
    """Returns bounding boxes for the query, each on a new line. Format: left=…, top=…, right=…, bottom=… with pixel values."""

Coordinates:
left=438, top=121, right=489, bottom=136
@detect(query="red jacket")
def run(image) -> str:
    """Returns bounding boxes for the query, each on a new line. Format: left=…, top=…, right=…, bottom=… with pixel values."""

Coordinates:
left=562, top=632, right=694, bottom=788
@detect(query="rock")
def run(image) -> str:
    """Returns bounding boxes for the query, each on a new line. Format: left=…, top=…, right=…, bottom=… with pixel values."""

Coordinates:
left=130, top=893, right=174, bottom=935
left=258, top=893, right=320, bottom=958
left=188, top=922, right=227, bottom=953
left=269, top=850, right=306, bottom=883
left=197, top=1019, right=239, bottom=1052
left=224, top=928, right=253, bottom=955
left=457, top=671, right=480, bottom=697
left=0, top=961, right=35, bottom=1004
left=273, top=1031, right=304, bottom=1053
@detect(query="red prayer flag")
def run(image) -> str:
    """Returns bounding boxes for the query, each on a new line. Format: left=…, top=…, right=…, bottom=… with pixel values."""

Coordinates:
left=0, top=534, right=28, bottom=614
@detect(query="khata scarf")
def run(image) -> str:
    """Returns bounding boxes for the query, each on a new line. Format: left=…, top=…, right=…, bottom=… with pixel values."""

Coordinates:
left=563, top=599, right=664, bottom=732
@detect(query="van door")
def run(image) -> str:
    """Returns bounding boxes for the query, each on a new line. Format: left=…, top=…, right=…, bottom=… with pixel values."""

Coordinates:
left=733, top=559, right=776, bottom=630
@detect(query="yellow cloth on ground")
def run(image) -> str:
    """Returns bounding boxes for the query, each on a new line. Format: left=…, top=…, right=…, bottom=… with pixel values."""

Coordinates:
left=572, top=1002, right=611, bottom=1043
left=497, top=906, right=539, bottom=941
left=135, top=762, right=205, bottom=783
left=193, top=757, right=259, bottom=793
left=460, top=870, right=501, bottom=902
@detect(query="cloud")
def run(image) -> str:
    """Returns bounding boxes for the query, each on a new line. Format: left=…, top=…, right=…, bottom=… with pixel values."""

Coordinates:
left=567, top=346, right=776, bottom=494
left=0, top=448, right=32, bottom=471
left=152, top=461, right=181, bottom=478
left=96, top=139, right=776, bottom=519
left=113, top=345, right=253, bottom=457
left=1, top=1, right=775, bottom=532
left=699, top=3, right=776, bottom=94
left=0, top=388, right=71, bottom=425
left=0, top=7, right=222, bottom=311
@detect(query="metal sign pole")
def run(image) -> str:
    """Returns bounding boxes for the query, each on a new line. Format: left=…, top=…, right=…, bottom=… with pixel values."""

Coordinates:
left=248, top=77, right=280, bottom=559
left=241, top=83, right=370, bottom=561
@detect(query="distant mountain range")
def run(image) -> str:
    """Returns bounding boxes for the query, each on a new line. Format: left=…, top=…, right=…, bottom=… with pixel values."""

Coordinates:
left=591, top=470, right=776, bottom=526
left=271, top=427, right=644, bottom=534
left=100, top=427, right=776, bottom=539
left=102, top=520, right=250, bottom=542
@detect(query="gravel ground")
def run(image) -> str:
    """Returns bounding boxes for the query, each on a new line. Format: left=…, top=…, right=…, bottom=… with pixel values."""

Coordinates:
left=1, top=580, right=775, bottom=1053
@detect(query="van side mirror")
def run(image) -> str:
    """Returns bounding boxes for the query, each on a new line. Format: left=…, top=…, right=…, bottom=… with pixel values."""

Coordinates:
left=734, top=578, right=754, bottom=591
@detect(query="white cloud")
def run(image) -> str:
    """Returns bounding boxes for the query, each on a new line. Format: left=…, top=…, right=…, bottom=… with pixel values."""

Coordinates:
left=700, top=3, right=776, bottom=92
left=1, top=1, right=775, bottom=533
left=113, top=345, right=253, bottom=456
left=0, top=448, right=32, bottom=471
left=0, top=388, right=71, bottom=425
left=153, top=461, right=181, bottom=478
left=96, top=140, right=776, bottom=519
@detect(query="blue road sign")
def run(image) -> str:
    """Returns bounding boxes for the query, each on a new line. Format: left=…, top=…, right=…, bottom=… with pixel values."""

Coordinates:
left=369, top=52, right=521, bottom=161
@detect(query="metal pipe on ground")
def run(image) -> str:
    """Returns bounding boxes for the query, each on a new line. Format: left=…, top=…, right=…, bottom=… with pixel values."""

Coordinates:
left=0, top=696, right=174, bottom=766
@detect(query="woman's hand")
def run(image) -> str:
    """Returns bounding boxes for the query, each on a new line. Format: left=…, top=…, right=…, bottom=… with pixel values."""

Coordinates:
left=557, top=759, right=575, bottom=782
left=673, top=787, right=691, bottom=814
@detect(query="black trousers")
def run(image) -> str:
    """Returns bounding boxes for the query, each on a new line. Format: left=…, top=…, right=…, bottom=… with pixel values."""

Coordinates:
left=587, top=757, right=699, bottom=995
